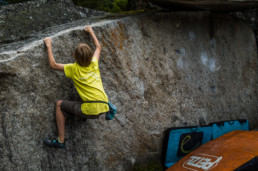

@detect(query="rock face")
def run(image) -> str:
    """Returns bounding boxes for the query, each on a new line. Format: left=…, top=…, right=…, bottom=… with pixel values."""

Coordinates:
left=232, top=9, right=258, bottom=51
left=0, top=11, right=257, bottom=170
left=147, top=0, right=258, bottom=11
left=0, top=0, right=106, bottom=45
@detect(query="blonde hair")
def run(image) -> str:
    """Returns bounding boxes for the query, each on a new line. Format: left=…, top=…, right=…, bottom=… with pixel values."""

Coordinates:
left=73, top=43, right=93, bottom=67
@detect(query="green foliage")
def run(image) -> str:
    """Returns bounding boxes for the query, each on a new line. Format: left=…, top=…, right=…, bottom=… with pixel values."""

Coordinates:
left=113, top=0, right=128, bottom=12
left=72, top=0, right=128, bottom=13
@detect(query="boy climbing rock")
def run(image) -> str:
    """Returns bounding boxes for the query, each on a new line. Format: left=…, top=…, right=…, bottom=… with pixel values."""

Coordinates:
left=43, top=26, right=109, bottom=148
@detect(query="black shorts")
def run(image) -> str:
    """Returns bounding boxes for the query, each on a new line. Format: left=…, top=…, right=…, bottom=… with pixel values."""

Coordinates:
left=60, top=100, right=103, bottom=119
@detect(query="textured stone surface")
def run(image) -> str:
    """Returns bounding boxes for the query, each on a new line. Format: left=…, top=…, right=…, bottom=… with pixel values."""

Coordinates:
left=232, top=9, right=258, bottom=52
left=0, top=11, right=258, bottom=170
left=0, top=0, right=107, bottom=45
left=147, top=0, right=258, bottom=11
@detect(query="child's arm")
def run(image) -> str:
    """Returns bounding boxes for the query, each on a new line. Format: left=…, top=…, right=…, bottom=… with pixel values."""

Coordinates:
left=85, top=26, right=101, bottom=61
left=44, top=37, right=64, bottom=71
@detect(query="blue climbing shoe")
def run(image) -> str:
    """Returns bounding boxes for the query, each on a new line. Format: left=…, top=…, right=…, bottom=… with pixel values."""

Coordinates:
left=43, top=137, right=65, bottom=148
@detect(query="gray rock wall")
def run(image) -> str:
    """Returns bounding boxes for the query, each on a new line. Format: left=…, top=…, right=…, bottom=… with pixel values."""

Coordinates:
left=0, top=0, right=107, bottom=45
left=0, top=12, right=257, bottom=170
left=232, top=9, right=258, bottom=52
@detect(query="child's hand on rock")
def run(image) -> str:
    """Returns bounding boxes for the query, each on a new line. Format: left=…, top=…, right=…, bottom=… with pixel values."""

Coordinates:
left=44, top=37, right=52, bottom=47
left=85, top=26, right=93, bottom=33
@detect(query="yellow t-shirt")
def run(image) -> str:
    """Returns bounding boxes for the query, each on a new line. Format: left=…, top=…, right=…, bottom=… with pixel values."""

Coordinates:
left=64, top=57, right=109, bottom=115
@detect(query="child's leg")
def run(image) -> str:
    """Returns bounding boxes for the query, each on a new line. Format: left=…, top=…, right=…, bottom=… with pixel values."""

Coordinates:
left=56, top=100, right=65, bottom=142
